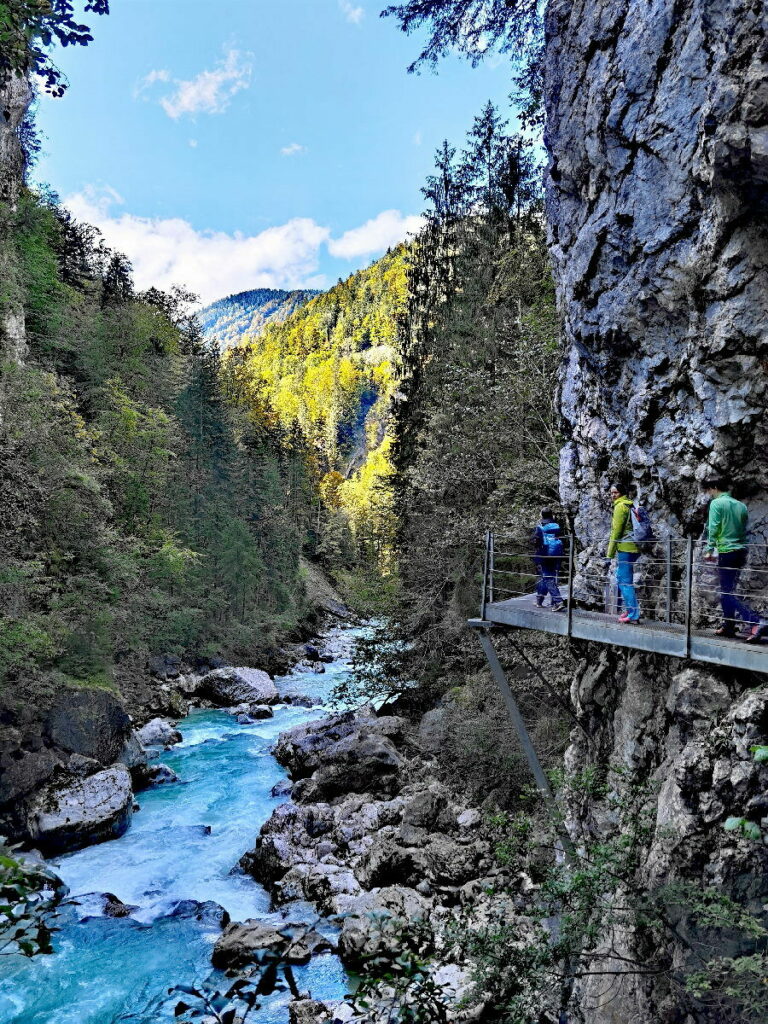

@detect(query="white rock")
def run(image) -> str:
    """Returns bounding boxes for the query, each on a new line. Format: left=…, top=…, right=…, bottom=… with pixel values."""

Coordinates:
left=27, top=765, right=133, bottom=853
left=198, top=666, right=279, bottom=706
left=137, top=718, right=182, bottom=748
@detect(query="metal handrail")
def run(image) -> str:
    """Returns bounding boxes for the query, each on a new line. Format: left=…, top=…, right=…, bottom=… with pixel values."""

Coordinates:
left=480, top=532, right=768, bottom=644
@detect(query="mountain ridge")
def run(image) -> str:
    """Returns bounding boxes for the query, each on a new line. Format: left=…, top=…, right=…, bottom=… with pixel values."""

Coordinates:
left=199, top=287, right=321, bottom=350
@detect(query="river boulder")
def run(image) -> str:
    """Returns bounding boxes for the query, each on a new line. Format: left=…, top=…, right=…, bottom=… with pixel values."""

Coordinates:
left=274, top=709, right=407, bottom=797
left=198, top=667, right=279, bottom=707
left=293, top=732, right=404, bottom=803
left=143, top=763, right=179, bottom=786
left=26, top=764, right=133, bottom=853
left=212, top=920, right=333, bottom=968
left=167, top=899, right=230, bottom=927
left=136, top=718, right=182, bottom=748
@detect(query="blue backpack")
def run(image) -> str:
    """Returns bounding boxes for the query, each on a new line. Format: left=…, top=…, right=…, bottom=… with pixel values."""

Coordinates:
left=540, top=521, right=564, bottom=557
left=630, top=504, right=655, bottom=546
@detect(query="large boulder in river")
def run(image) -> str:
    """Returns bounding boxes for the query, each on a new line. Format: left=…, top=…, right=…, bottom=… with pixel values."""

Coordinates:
left=273, top=708, right=380, bottom=778
left=273, top=862, right=363, bottom=912
left=212, top=920, right=333, bottom=968
left=198, top=667, right=279, bottom=707
left=240, top=801, right=335, bottom=885
left=274, top=709, right=407, bottom=800
left=136, top=717, right=182, bottom=748
left=293, top=732, right=404, bottom=803
left=289, top=1000, right=333, bottom=1024
left=26, top=764, right=133, bottom=854
left=44, top=689, right=133, bottom=764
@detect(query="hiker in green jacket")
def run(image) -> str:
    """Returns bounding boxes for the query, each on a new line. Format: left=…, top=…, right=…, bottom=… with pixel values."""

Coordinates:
left=606, top=484, right=640, bottom=623
left=702, top=477, right=765, bottom=642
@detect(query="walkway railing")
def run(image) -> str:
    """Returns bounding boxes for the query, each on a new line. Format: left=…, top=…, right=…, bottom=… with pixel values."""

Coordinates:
left=479, top=531, right=768, bottom=659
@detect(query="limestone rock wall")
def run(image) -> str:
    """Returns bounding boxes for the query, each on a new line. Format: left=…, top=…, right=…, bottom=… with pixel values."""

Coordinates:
left=543, top=1, right=768, bottom=1020
left=545, top=0, right=767, bottom=551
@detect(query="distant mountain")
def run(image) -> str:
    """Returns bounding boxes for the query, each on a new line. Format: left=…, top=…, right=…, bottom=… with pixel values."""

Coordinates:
left=198, top=287, right=321, bottom=350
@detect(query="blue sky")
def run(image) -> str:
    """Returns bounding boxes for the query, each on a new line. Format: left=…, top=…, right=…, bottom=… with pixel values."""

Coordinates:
left=34, top=0, right=514, bottom=305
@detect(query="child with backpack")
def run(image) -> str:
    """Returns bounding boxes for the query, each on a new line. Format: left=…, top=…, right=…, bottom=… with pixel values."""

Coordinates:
left=532, top=508, right=565, bottom=611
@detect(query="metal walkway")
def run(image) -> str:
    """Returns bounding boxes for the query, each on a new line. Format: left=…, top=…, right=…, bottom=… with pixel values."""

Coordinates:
left=469, top=594, right=768, bottom=674
left=469, top=531, right=768, bottom=675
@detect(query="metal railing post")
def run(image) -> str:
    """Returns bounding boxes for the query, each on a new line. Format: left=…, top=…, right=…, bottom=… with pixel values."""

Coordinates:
left=480, top=530, right=490, bottom=619
left=567, top=533, right=576, bottom=637
left=665, top=536, right=673, bottom=623
left=489, top=532, right=495, bottom=606
left=685, top=536, right=694, bottom=658
left=475, top=627, right=577, bottom=867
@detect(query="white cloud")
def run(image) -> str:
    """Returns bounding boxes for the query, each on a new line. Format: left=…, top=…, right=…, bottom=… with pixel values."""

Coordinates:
left=134, top=68, right=171, bottom=96
left=280, top=142, right=306, bottom=157
left=137, top=50, right=252, bottom=120
left=328, top=209, right=423, bottom=260
left=339, top=1, right=364, bottom=24
left=63, top=189, right=423, bottom=304
left=413, top=130, right=422, bottom=146
left=65, top=187, right=330, bottom=305
left=188, top=139, right=198, bottom=148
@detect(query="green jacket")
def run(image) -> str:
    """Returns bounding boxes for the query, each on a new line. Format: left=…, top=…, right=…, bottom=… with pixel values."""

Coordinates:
left=606, top=496, right=639, bottom=557
left=706, top=492, right=748, bottom=553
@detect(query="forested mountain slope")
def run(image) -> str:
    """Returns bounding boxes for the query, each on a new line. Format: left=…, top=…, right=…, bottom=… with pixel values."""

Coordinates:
left=0, top=114, right=313, bottom=837
left=225, top=248, right=407, bottom=579
left=198, top=287, right=319, bottom=351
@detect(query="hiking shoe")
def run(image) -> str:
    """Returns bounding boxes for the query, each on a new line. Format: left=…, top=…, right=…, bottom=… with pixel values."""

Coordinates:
left=552, top=601, right=566, bottom=612
left=618, top=613, right=631, bottom=623
left=714, top=625, right=737, bottom=638
left=535, top=598, right=544, bottom=607
left=743, top=623, right=767, bottom=645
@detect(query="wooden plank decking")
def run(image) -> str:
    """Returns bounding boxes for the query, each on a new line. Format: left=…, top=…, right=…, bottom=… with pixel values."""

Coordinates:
left=469, top=593, right=768, bottom=675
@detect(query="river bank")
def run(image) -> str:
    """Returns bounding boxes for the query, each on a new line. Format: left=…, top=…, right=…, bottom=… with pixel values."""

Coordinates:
left=0, top=625, right=361, bottom=1024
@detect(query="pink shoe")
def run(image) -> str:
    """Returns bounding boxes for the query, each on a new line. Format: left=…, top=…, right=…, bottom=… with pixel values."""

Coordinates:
left=618, top=613, right=631, bottom=623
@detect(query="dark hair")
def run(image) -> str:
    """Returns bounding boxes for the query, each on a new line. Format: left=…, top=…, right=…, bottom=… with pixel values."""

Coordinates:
left=610, top=481, right=637, bottom=498
left=701, top=476, right=730, bottom=492
left=541, top=507, right=553, bottom=521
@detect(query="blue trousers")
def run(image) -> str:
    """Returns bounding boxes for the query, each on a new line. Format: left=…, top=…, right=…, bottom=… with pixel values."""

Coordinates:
left=535, top=556, right=562, bottom=604
left=718, top=549, right=759, bottom=629
left=616, top=551, right=640, bottom=620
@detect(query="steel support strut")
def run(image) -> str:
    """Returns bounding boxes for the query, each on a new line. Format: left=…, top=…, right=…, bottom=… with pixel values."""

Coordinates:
left=472, top=624, right=577, bottom=866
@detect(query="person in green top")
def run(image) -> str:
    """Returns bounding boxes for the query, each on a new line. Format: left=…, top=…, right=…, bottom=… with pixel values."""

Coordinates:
left=701, top=477, right=764, bottom=641
left=606, top=483, right=640, bottom=623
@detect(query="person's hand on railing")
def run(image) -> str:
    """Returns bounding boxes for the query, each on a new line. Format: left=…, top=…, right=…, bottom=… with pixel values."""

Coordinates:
left=703, top=550, right=717, bottom=563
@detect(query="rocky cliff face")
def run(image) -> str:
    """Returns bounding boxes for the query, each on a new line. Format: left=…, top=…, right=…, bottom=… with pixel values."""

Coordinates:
left=546, top=0, right=767, bottom=543
left=544, top=1, right=768, bottom=1020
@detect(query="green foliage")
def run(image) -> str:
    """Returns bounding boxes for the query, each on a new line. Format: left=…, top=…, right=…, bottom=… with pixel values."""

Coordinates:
left=1, top=187, right=309, bottom=704
left=349, top=917, right=451, bottom=1024
left=383, top=102, right=560, bottom=695
left=382, top=0, right=545, bottom=126
left=382, top=0, right=540, bottom=72
left=724, top=816, right=763, bottom=841
left=686, top=953, right=768, bottom=1024
left=444, top=768, right=768, bottom=1023
left=225, top=248, right=406, bottom=574
left=0, top=1, right=109, bottom=96
left=0, top=846, right=60, bottom=957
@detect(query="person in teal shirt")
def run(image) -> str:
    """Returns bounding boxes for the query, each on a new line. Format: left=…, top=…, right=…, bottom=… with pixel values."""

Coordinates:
left=702, top=477, right=764, bottom=642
